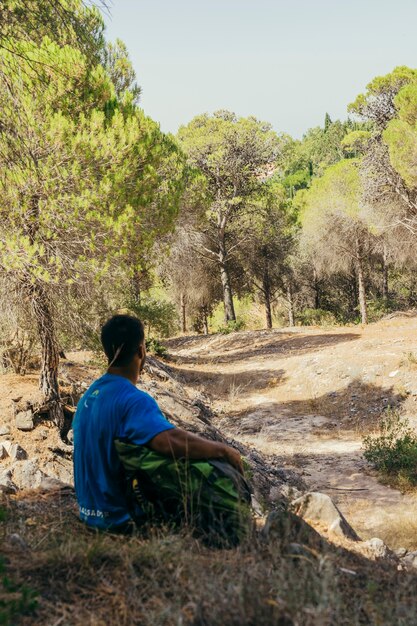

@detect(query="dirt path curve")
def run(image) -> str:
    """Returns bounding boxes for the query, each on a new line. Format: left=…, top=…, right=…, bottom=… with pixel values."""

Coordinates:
left=166, top=315, right=417, bottom=549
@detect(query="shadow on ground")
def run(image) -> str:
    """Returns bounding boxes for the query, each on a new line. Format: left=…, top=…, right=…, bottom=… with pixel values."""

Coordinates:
left=218, top=380, right=407, bottom=434
left=167, top=331, right=361, bottom=365
left=171, top=366, right=287, bottom=398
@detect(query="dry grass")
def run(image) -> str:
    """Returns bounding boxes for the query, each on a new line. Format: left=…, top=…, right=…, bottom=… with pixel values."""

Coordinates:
left=399, top=352, right=417, bottom=371
left=3, top=490, right=417, bottom=626
left=374, top=511, right=417, bottom=552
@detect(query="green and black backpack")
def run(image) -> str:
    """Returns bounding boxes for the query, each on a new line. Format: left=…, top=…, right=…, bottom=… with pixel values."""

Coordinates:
left=114, top=438, right=253, bottom=545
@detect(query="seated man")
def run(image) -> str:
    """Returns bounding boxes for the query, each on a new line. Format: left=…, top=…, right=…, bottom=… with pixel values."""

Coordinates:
left=73, top=314, right=251, bottom=544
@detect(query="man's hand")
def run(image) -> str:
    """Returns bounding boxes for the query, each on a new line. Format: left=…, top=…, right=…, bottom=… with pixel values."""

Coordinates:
left=149, top=428, right=243, bottom=474
left=222, top=444, right=244, bottom=474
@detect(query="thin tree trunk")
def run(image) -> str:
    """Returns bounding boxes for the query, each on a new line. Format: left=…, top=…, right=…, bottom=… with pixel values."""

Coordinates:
left=349, top=268, right=358, bottom=315
left=29, top=282, right=64, bottom=429
left=382, top=243, right=389, bottom=302
left=202, top=306, right=209, bottom=335
left=24, top=193, right=64, bottom=429
left=131, top=269, right=141, bottom=305
left=262, top=263, right=272, bottom=330
left=355, top=238, right=368, bottom=325
left=264, top=293, right=272, bottom=330
left=180, top=293, right=186, bottom=333
left=287, top=282, right=295, bottom=327
left=218, top=236, right=236, bottom=322
left=313, top=267, right=320, bottom=309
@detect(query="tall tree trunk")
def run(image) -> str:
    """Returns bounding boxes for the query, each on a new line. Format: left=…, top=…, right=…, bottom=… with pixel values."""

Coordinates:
left=287, top=282, right=295, bottom=327
left=131, top=269, right=141, bottom=305
left=202, top=306, right=209, bottom=335
left=382, top=243, right=389, bottom=302
left=29, top=282, right=64, bottom=429
left=355, top=238, right=368, bottom=325
left=313, top=267, right=320, bottom=309
left=180, top=293, right=187, bottom=333
left=24, top=193, right=64, bottom=429
left=349, top=268, right=358, bottom=315
left=218, top=236, right=236, bottom=323
left=262, top=263, right=272, bottom=330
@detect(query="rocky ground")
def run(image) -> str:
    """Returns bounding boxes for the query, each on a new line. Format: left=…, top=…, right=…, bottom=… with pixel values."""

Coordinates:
left=165, top=313, right=417, bottom=553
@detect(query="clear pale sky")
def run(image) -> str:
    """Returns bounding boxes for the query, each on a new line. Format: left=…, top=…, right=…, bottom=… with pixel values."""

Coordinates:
left=104, top=0, right=417, bottom=138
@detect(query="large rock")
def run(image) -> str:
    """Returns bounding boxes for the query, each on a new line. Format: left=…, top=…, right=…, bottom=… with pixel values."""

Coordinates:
left=12, top=460, right=46, bottom=490
left=401, top=550, right=417, bottom=569
left=38, top=477, right=73, bottom=492
left=261, top=506, right=325, bottom=550
left=360, top=537, right=394, bottom=561
left=15, top=410, right=34, bottom=431
left=43, top=458, right=73, bottom=486
left=290, top=492, right=360, bottom=541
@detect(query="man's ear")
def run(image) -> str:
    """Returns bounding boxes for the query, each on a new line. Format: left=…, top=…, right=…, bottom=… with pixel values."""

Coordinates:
left=137, top=344, right=145, bottom=360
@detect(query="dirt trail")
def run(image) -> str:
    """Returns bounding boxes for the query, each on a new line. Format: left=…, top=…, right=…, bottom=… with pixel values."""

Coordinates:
left=166, top=314, right=417, bottom=549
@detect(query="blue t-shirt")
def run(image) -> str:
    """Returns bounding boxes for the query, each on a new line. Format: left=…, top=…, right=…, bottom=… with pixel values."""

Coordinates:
left=73, top=373, right=175, bottom=529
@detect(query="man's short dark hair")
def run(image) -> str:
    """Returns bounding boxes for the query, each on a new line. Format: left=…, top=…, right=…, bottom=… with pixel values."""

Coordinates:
left=101, top=315, right=145, bottom=367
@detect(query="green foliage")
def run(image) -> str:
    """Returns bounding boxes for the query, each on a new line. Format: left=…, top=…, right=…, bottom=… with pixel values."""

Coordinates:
left=341, top=130, right=371, bottom=156
left=145, top=337, right=168, bottom=357
left=299, top=160, right=366, bottom=278
left=296, top=308, right=337, bottom=326
left=349, top=66, right=417, bottom=120
left=281, top=169, right=311, bottom=193
left=366, top=297, right=397, bottom=323
left=217, top=319, right=246, bottom=335
left=128, top=297, right=179, bottom=338
left=0, top=15, right=186, bottom=401
left=363, top=410, right=417, bottom=487
left=383, top=82, right=417, bottom=189
left=0, top=556, right=38, bottom=625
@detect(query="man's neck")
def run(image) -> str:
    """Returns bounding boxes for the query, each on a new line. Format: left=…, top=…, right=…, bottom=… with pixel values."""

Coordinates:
left=107, top=366, right=138, bottom=386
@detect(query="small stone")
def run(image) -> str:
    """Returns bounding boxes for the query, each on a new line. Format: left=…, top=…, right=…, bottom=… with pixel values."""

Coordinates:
left=34, top=428, right=49, bottom=441
left=0, top=425, right=10, bottom=436
left=0, top=469, right=17, bottom=494
left=67, top=429, right=74, bottom=444
left=401, top=553, right=417, bottom=569
left=7, top=533, right=28, bottom=550
left=1, top=440, right=27, bottom=460
left=395, top=547, right=407, bottom=558
left=15, top=410, right=34, bottom=431
left=361, top=537, right=393, bottom=560
left=389, top=370, right=399, bottom=378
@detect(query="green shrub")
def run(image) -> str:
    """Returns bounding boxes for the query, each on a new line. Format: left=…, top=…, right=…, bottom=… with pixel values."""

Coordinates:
left=146, top=337, right=168, bottom=358
left=0, top=555, right=37, bottom=625
left=297, top=308, right=337, bottom=326
left=128, top=297, right=179, bottom=338
left=217, top=319, right=246, bottom=335
left=363, top=410, right=417, bottom=487
left=366, top=297, right=397, bottom=323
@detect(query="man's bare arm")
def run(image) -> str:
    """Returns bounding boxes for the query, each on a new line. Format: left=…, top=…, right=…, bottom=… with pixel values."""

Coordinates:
left=148, top=428, right=243, bottom=474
